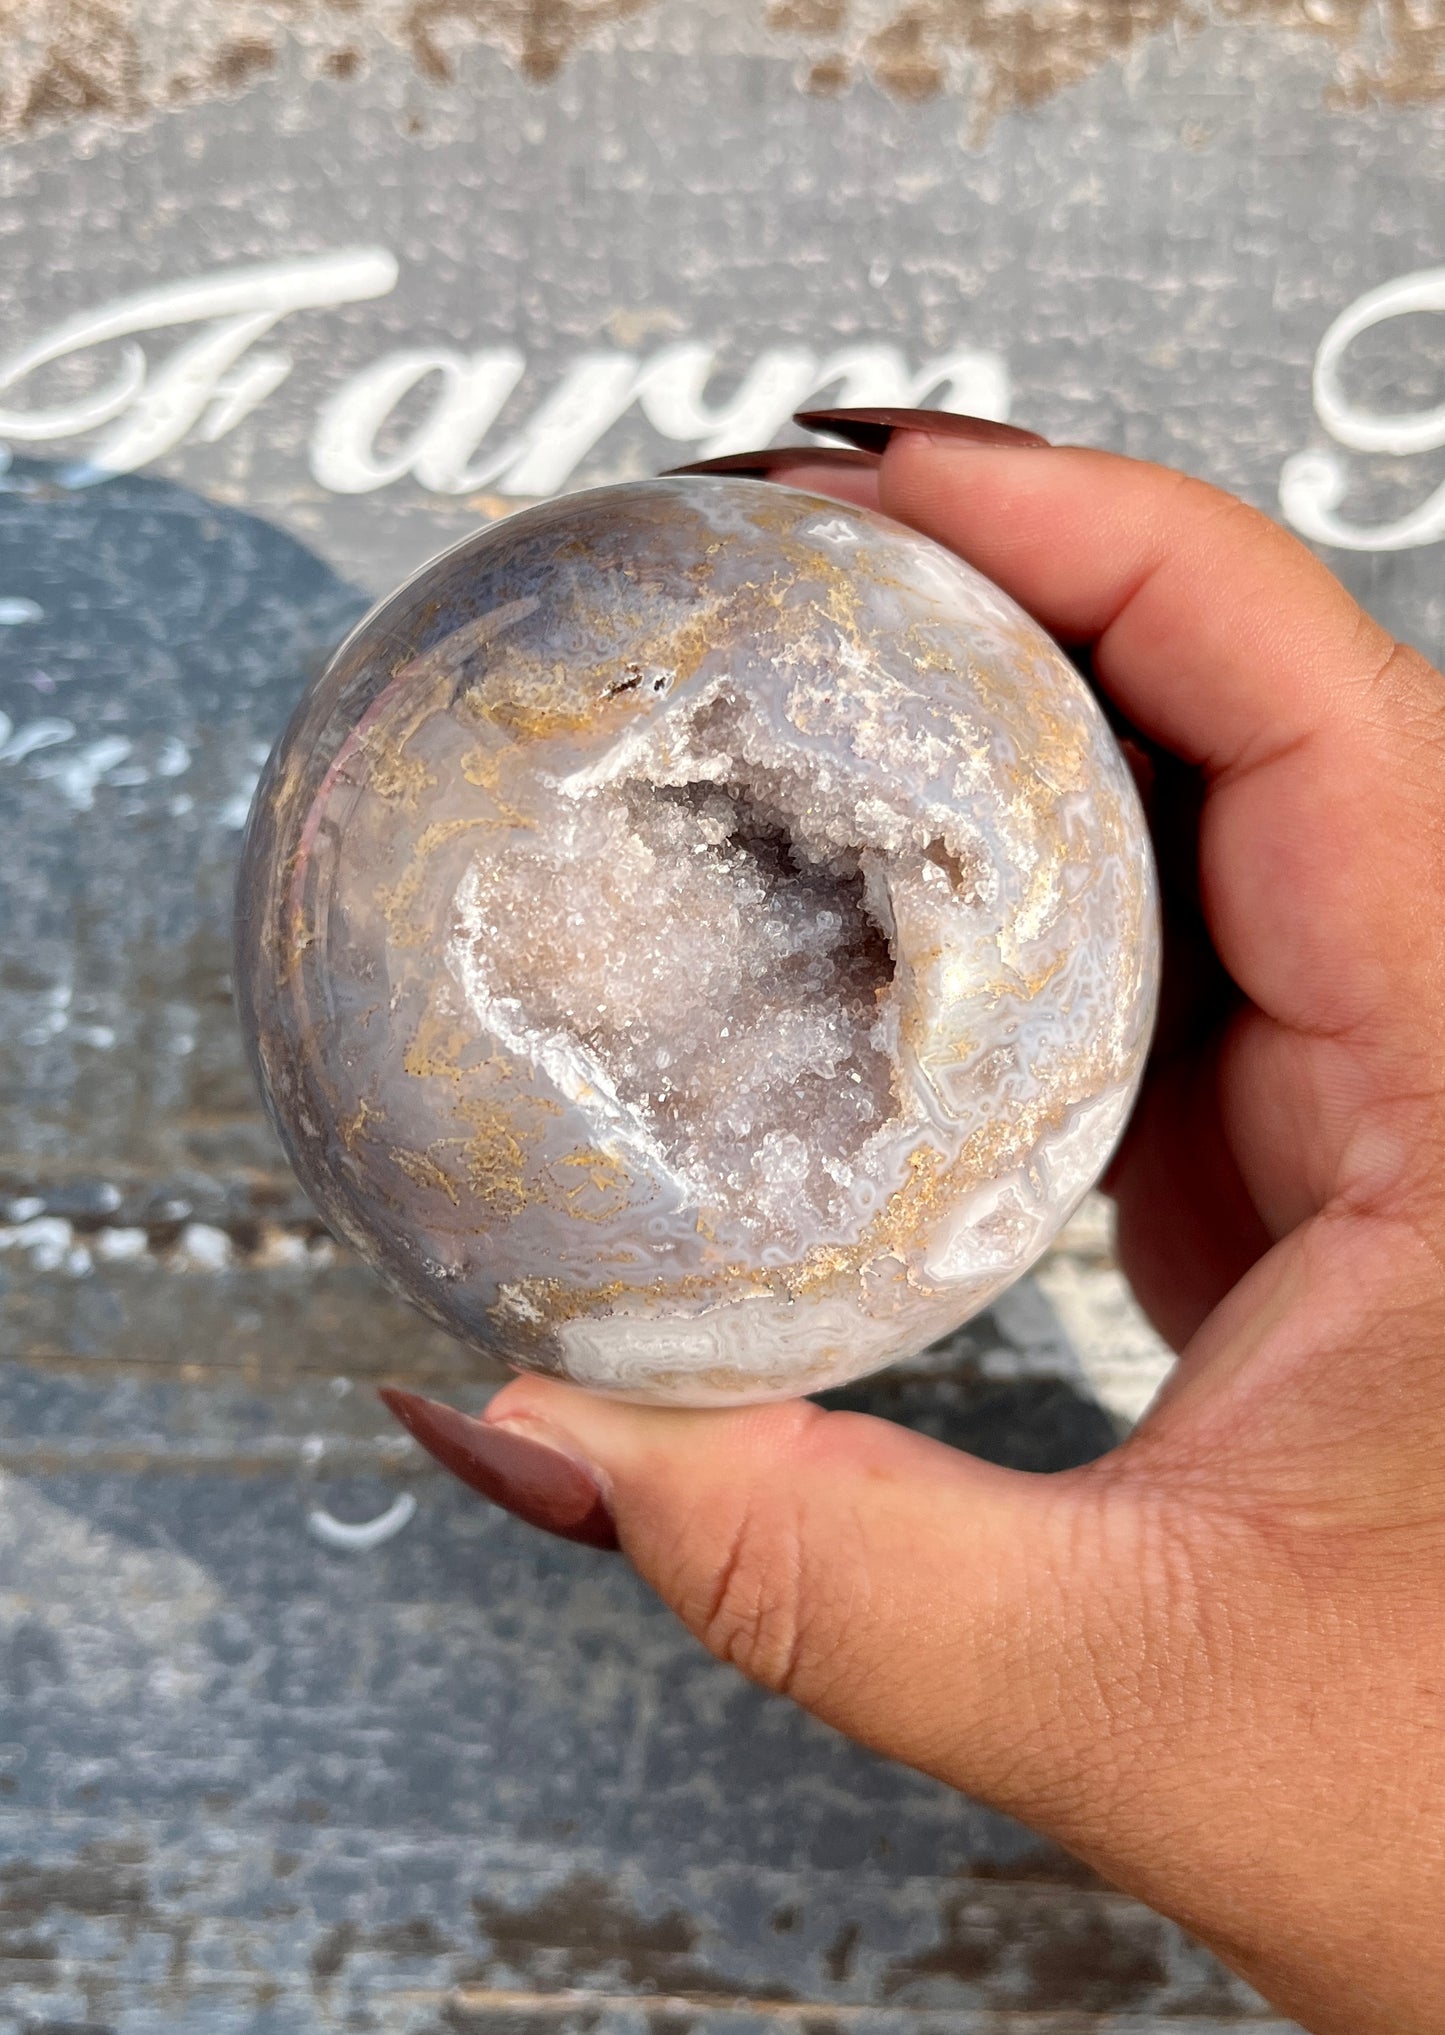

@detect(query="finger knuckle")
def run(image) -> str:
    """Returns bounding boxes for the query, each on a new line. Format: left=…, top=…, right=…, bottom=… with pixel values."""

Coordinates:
left=1364, top=635, right=1445, bottom=748
left=690, top=1484, right=812, bottom=1697
left=1213, top=491, right=1300, bottom=564
left=666, top=1405, right=829, bottom=1697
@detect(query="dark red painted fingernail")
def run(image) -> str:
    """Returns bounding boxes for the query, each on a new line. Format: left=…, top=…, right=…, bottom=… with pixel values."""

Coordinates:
left=378, top=1387, right=618, bottom=1550
left=661, top=445, right=881, bottom=477
left=793, top=407, right=1050, bottom=454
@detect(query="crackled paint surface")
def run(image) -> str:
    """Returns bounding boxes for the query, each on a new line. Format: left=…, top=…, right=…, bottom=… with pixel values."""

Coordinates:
left=237, top=479, right=1159, bottom=1403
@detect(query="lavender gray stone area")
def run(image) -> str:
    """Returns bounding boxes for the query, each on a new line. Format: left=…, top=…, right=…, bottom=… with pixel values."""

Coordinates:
left=238, top=480, right=1157, bottom=1402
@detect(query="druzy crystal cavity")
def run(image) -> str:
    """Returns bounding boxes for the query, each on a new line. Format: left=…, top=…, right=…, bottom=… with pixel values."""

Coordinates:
left=236, top=479, right=1159, bottom=1405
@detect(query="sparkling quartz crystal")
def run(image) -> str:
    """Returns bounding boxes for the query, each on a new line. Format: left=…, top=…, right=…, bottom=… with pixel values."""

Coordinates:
left=236, top=478, right=1160, bottom=1405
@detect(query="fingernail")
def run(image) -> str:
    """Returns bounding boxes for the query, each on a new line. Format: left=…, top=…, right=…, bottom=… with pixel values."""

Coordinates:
left=378, top=1387, right=619, bottom=1550
left=661, top=445, right=881, bottom=477
left=793, top=407, right=1050, bottom=454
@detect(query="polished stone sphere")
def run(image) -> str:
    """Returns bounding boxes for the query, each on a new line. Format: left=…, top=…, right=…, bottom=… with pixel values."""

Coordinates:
left=236, top=478, right=1159, bottom=1405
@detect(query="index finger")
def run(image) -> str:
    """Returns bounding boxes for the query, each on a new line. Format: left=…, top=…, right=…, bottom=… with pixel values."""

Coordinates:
left=879, top=438, right=1445, bottom=1059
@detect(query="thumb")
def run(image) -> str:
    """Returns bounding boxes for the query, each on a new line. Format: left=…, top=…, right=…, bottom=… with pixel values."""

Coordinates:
left=391, top=1373, right=1171, bottom=1844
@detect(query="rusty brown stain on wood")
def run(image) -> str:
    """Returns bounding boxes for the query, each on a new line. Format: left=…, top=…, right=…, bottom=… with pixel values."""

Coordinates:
left=204, top=32, right=277, bottom=90
left=0, top=1842, right=1278, bottom=2024
left=470, top=1871, right=802, bottom=2003
left=3, top=0, right=138, bottom=131
left=787, top=0, right=1445, bottom=118
left=402, top=0, right=657, bottom=85
left=876, top=1876, right=1258, bottom=2015
left=1, top=1840, right=151, bottom=1922
left=767, top=0, right=848, bottom=34
left=0, top=1838, right=187, bottom=1978
left=310, top=1913, right=458, bottom=1985
left=0, top=1, right=277, bottom=136
left=2, top=0, right=1443, bottom=144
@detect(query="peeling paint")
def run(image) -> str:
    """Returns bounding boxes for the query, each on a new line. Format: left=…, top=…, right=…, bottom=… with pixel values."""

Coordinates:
left=402, top=0, right=657, bottom=84
left=470, top=1871, right=799, bottom=2003
left=778, top=0, right=1445, bottom=122
left=1, top=0, right=1443, bottom=144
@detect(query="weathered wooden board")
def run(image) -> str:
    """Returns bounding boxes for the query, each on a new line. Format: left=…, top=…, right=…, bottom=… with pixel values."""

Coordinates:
left=4, top=2, right=1445, bottom=2025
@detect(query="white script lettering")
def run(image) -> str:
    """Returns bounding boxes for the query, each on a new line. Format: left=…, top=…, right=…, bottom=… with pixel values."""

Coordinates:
left=0, top=250, right=1011, bottom=500
left=0, top=250, right=399, bottom=483
left=1280, top=264, right=1445, bottom=552
left=310, top=338, right=1010, bottom=497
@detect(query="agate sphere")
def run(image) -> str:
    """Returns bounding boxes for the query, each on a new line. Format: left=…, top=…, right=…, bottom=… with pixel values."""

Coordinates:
left=236, top=478, right=1159, bottom=1405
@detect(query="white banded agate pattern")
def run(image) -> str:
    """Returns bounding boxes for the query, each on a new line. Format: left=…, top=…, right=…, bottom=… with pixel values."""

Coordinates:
left=236, top=479, right=1159, bottom=1405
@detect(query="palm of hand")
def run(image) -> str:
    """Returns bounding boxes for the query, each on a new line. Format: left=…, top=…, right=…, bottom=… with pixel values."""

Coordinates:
left=476, top=439, right=1445, bottom=2035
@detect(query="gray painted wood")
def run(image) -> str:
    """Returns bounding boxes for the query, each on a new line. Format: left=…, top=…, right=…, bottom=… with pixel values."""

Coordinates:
left=6, top=4, right=1443, bottom=2024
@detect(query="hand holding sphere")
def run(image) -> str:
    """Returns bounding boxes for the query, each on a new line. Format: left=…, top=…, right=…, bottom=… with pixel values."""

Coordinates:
left=237, top=475, right=1156, bottom=1404
left=239, top=414, right=1445, bottom=2034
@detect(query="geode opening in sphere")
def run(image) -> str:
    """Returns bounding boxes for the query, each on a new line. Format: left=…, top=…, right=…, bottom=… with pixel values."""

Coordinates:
left=236, top=478, right=1159, bottom=1406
